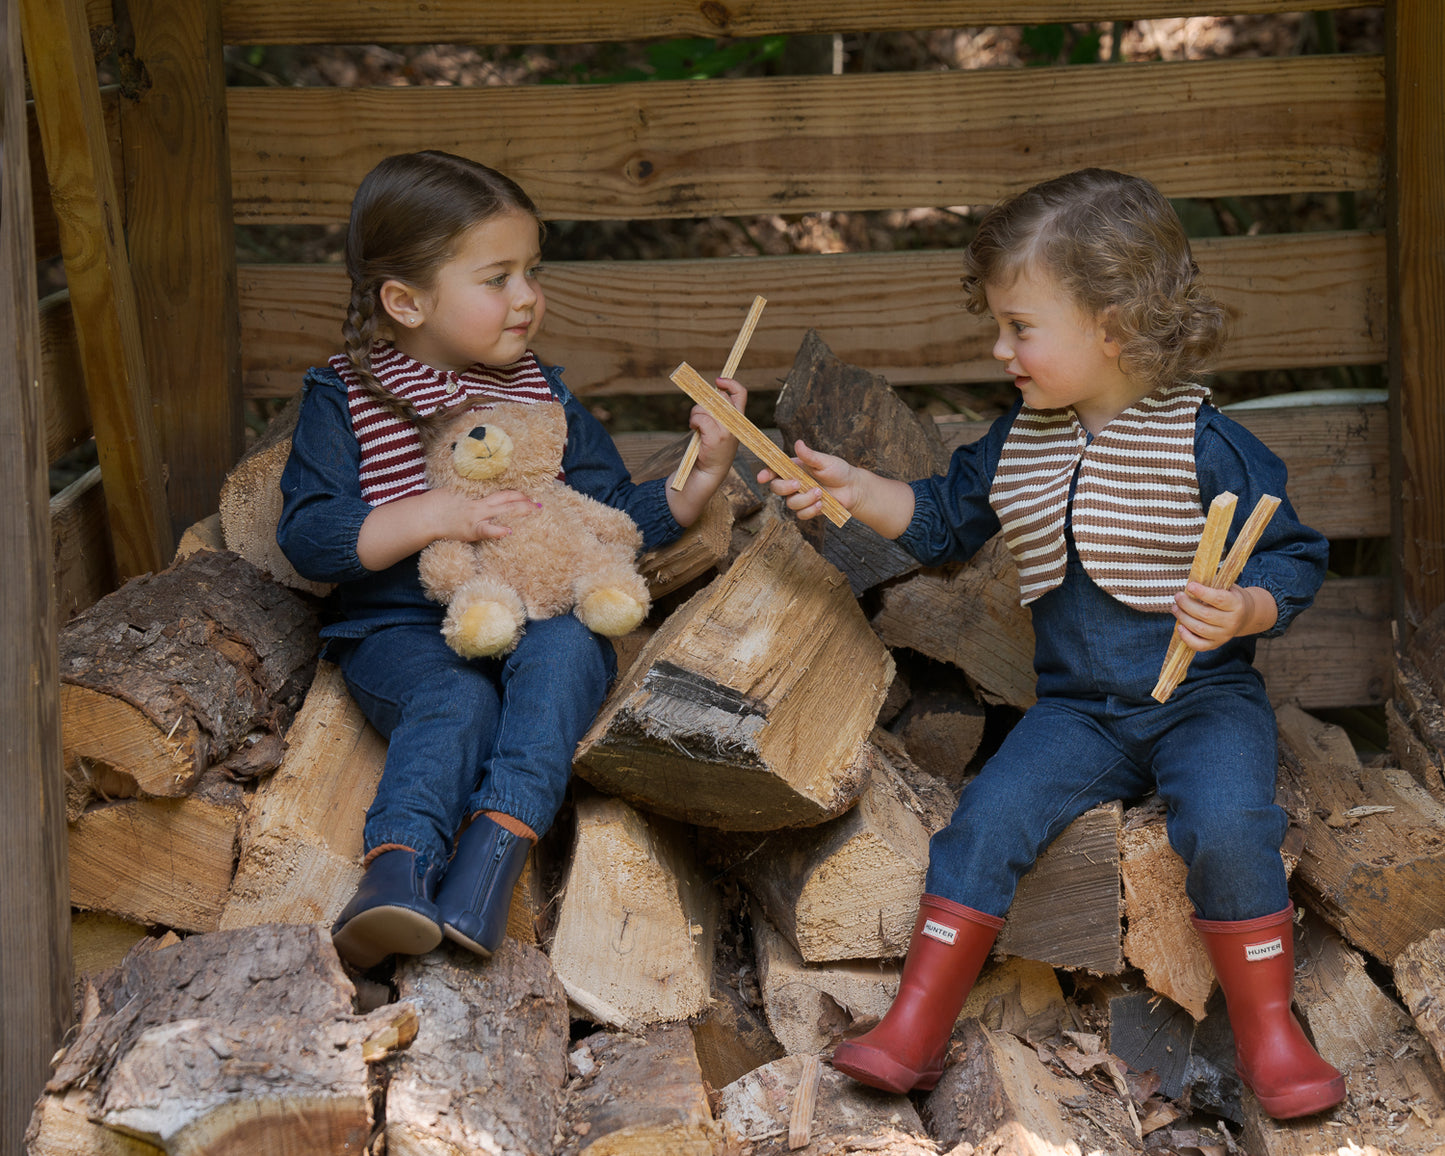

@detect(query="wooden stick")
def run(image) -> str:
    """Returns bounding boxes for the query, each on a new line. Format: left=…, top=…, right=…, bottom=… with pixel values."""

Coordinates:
left=670, top=362, right=851, bottom=526
left=787, top=1054, right=822, bottom=1150
left=671, top=295, right=766, bottom=492
left=1151, top=492, right=1281, bottom=703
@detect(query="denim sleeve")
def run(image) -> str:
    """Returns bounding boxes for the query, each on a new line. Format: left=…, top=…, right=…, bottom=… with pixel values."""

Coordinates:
left=894, top=405, right=1015, bottom=566
left=276, top=369, right=374, bottom=585
left=1196, top=408, right=1329, bottom=638
left=550, top=369, right=683, bottom=554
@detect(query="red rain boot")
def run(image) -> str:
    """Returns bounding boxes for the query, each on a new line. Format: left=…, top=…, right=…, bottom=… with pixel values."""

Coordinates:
left=1192, top=903, right=1346, bottom=1119
left=830, top=894, right=1003, bottom=1094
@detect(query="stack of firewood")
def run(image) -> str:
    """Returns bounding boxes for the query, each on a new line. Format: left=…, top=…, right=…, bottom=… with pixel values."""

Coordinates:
left=30, top=335, right=1445, bottom=1156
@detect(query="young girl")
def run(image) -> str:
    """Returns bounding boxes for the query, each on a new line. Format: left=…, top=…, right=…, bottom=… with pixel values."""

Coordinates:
left=278, top=150, right=745, bottom=971
left=760, top=169, right=1343, bottom=1120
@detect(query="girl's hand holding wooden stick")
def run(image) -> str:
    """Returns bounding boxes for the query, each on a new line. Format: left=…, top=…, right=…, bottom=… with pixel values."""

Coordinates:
left=671, top=295, right=766, bottom=491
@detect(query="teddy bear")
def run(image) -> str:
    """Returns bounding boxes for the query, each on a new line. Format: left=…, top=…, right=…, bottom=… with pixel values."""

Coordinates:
left=417, top=400, right=651, bottom=658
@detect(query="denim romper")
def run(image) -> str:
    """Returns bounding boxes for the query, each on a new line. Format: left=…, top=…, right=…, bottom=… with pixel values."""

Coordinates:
left=277, top=362, right=683, bottom=867
left=897, top=398, right=1328, bottom=922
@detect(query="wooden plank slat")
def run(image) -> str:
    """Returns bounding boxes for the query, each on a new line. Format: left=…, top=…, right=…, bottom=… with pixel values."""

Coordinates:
left=1, top=0, right=72, bottom=1142
left=28, top=88, right=123, bottom=263
left=119, top=0, right=245, bottom=535
left=50, top=466, right=116, bottom=627
left=218, top=0, right=1374, bottom=46
left=1387, top=0, right=1445, bottom=630
left=1256, top=575, right=1392, bottom=709
left=20, top=0, right=172, bottom=577
left=226, top=55, right=1384, bottom=225
left=39, top=290, right=92, bottom=462
left=238, top=229, right=1386, bottom=398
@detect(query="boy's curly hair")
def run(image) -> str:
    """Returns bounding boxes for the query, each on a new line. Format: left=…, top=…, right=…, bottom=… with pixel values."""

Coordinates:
left=961, top=169, right=1227, bottom=388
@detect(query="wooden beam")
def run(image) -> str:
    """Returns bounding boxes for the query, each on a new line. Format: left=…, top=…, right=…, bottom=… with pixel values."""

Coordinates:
left=0, top=0, right=72, bottom=1144
left=218, top=0, right=1372, bottom=46
left=1387, top=0, right=1445, bottom=632
left=238, top=230, right=1387, bottom=400
left=20, top=0, right=172, bottom=577
left=118, top=0, right=244, bottom=534
left=225, top=56, right=1384, bottom=225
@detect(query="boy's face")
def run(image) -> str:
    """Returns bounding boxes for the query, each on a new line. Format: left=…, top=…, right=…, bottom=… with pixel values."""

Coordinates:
left=984, top=262, right=1136, bottom=434
left=390, top=209, right=546, bottom=372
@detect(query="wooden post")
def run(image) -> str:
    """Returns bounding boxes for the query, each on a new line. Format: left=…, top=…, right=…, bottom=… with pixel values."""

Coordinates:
left=118, top=0, right=244, bottom=535
left=1387, top=0, right=1445, bottom=633
left=1, top=0, right=72, bottom=1143
left=19, top=0, right=173, bottom=578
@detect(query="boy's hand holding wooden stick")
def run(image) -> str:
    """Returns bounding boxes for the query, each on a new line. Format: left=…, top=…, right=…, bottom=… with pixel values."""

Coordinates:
left=1151, top=492, right=1281, bottom=703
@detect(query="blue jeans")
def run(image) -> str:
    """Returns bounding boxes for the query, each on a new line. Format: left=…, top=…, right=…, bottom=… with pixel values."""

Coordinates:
left=924, top=679, right=1288, bottom=923
left=334, top=616, right=617, bottom=871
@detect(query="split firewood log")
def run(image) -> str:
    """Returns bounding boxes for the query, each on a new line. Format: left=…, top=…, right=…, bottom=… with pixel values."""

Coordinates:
left=70, top=911, right=151, bottom=986
left=1276, top=704, right=1445, bottom=964
left=217, top=392, right=330, bottom=596
left=59, top=549, right=319, bottom=801
left=688, top=973, right=785, bottom=1094
left=385, top=940, right=569, bottom=1156
left=557, top=1024, right=719, bottom=1156
left=30, top=924, right=415, bottom=1156
left=772, top=329, right=947, bottom=596
left=715, top=1053, right=934, bottom=1156
left=637, top=486, right=733, bottom=599
left=752, top=905, right=899, bottom=1057
left=731, top=748, right=932, bottom=963
left=68, top=767, right=247, bottom=933
left=871, top=537, right=1037, bottom=711
left=549, top=791, right=719, bottom=1028
left=1120, top=798, right=1302, bottom=1020
left=995, top=801, right=1125, bottom=974
left=890, top=679, right=987, bottom=790
left=920, top=1019, right=1140, bottom=1155
left=576, top=516, right=893, bottom=831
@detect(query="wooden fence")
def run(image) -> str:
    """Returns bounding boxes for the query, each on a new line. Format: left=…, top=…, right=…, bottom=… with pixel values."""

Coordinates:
left=3, top=0, right=1441, bottom=1147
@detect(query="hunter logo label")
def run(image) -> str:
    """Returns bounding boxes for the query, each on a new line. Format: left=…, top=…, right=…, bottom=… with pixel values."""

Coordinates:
left=922, top=919, right=958, bottom=946
left=1245, top=936, right=1285, bottom=962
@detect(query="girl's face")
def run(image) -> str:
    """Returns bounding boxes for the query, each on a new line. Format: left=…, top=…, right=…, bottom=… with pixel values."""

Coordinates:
left=984, top=261, right=1138, bottom=434
left=388, top=209, right=546, bottom=371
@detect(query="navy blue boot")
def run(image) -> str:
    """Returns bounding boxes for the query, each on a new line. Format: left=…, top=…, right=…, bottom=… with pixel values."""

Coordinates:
left=331, top=847, right=444, bottom=969
left=435, top=814, right=531, bottom=957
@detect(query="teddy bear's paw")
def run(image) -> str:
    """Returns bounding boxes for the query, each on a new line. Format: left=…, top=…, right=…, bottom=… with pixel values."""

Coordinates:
left=575, top=587, right=648, bottom=639
left=444, top=599, right=525, bottom=658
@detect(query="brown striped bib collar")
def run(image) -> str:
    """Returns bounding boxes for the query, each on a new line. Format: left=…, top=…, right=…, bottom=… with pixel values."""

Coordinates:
left=988, top=383, right=1211, bottom=612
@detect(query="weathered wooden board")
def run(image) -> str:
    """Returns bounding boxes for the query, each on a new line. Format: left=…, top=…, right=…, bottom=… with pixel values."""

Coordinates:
left=239, top=231, right=1386, bottom=399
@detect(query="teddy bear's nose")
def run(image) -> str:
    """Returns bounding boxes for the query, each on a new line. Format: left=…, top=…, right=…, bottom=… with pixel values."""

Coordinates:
left=469, top=426, right=488, bottom=440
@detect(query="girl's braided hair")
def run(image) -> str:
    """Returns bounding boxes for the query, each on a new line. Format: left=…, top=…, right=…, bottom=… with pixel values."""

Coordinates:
left=341, top=150, right=542, bottom=429
left=961, top=168, right=1227, bottom=389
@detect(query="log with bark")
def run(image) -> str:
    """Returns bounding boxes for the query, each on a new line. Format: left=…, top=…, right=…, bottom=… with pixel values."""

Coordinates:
left=59, top=549, right=319, bottom=801
left=558, top=1024, right=719, bottom=1156
left=576, top=516, right=894, bottom=831
left=773, top=328, right=947, bottom=595
left=386, top=939, right=570, bottom=1156
left=28, top=924, right=415, bottom=1156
